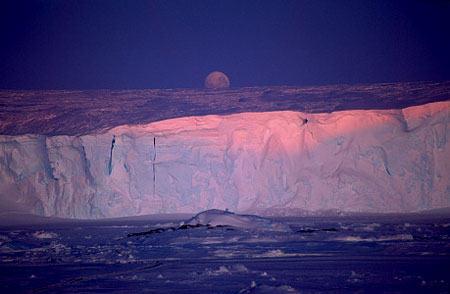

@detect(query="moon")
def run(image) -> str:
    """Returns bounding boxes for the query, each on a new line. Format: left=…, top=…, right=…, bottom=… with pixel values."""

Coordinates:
left=204, top=72, right=230, bottom=89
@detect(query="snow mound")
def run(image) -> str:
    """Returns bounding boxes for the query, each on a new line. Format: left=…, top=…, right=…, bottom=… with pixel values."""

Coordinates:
left=32, top=231, right=58, bottom=239
left=186, top=210, right=291, bottom=232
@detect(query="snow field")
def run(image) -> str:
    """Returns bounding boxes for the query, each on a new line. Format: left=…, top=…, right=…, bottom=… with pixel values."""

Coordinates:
left=0, top=211, right=449, bottom=293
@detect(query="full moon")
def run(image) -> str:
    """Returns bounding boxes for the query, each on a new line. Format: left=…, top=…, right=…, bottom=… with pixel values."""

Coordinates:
left=204, top=71, right=230, bottom=89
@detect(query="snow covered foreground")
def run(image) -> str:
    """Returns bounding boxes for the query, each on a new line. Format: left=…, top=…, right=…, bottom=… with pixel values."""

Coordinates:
left=0, top=101, right=449, bottom=218
left=0, top=210, right=449, bottom=293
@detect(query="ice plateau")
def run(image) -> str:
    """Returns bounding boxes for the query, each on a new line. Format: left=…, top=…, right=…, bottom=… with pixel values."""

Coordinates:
left=0, top=101, right=449, bottom=218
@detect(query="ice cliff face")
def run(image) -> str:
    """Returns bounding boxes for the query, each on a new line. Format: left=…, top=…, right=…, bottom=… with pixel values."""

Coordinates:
left=0, top=101, right=449, bottom=218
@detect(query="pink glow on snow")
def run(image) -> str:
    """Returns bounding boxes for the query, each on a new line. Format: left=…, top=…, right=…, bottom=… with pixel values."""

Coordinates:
left=0, top=101, right=448, bottom=218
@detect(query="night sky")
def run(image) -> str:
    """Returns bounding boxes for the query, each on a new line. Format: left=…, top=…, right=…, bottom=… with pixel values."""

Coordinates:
left=1, top=0, right=449, bottom=90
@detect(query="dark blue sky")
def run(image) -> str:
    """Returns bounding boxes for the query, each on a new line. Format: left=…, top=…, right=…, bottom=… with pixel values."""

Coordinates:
left=1, top=0, right=449, bottom=89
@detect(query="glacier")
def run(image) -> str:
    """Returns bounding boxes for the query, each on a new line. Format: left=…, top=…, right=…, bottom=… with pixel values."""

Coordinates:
left=0, top=101, right=449, bottom=218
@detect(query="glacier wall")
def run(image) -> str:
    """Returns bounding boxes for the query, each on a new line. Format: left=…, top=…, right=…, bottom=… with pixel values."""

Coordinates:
left=0, top=101, right=449, bottom=218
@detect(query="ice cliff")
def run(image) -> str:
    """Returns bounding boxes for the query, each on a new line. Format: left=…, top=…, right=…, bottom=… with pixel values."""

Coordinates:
left=0, top=101, right=449, bottom=218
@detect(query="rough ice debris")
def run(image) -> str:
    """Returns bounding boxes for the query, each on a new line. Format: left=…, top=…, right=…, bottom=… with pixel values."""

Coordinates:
left=238, top=283, right=300, bottom=294
left=0, top=101, right=449, bottom=218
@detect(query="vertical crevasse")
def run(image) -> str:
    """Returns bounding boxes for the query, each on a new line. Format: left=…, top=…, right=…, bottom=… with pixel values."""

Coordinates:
left=107, top=135, right=116, bottom=176
left=152, top=137, right=156, bottom=193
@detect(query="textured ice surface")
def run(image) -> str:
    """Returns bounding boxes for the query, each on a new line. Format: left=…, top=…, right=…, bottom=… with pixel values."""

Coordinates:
left=0, top=213, right=449, bottom=293
left=2, top=82, right=448, bottom=136
left=0, top=101, right=449, bottom=218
